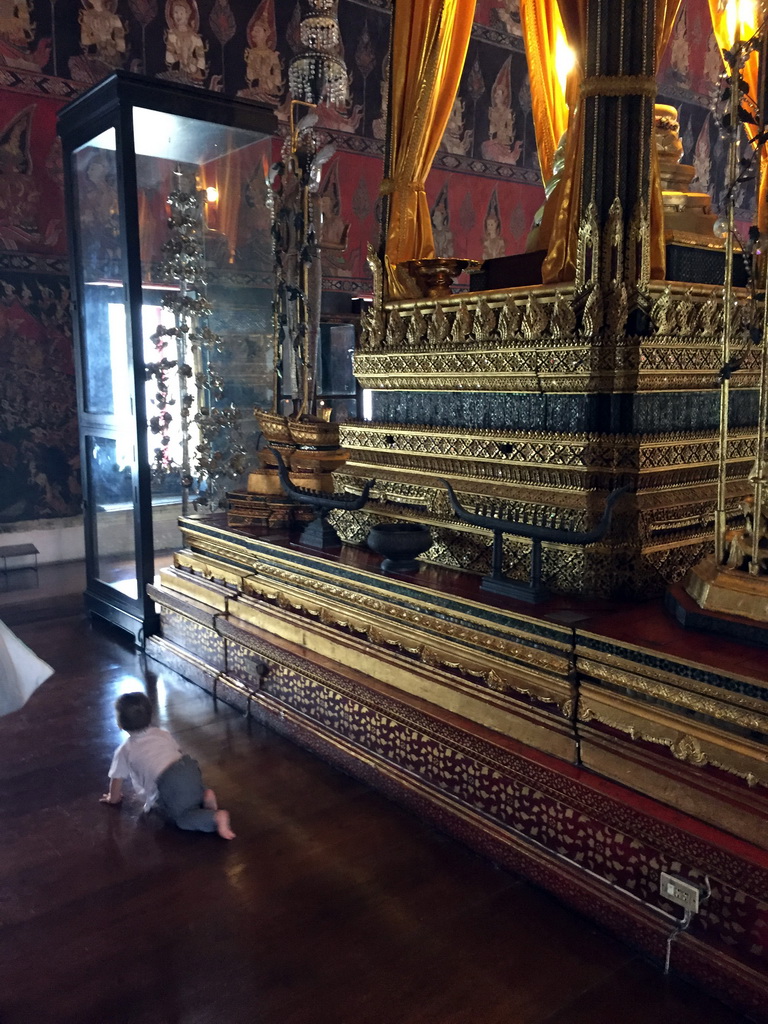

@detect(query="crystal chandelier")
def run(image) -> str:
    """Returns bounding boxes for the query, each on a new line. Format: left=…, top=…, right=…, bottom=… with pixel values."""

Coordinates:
left=288, top=0, right=348, bottom=106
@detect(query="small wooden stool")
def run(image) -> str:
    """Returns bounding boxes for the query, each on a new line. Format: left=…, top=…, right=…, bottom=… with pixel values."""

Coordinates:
left=0, top=543, right=40, bottom=589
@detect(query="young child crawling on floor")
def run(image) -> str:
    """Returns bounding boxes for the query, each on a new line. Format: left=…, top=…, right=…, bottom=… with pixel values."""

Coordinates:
left=100, top=691, right=235, bottom=839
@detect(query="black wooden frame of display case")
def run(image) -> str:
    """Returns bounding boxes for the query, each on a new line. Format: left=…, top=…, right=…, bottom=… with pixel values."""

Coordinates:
left=58, top=72, right=278, bottom=643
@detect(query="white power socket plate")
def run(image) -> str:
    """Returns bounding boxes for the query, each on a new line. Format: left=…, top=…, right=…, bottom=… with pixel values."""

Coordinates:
left=660, top=871, right=700, bottom=913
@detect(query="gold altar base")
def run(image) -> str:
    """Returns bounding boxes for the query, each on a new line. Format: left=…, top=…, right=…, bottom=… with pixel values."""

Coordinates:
left=246, top=469, right=283, bottom=496
left=288, top=446, right=350, bottom=494
left=226, top=491, right=302, bottom=530
left=350, top=275, right=761, bottom=599
left=144, top=520, right=768, bottom=1020
left=330, top=461, right=755, bottom=599
left=682, top=556, right=768, bottom=625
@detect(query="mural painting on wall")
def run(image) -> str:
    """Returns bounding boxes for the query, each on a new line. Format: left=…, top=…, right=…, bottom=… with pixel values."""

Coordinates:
left=0, top=0, right=727, bottom=523
left=0, top=96, right=66, bottom=256
left=0, top=0, right=545, bottom=274
left=0, top=273, right=79, bottom=521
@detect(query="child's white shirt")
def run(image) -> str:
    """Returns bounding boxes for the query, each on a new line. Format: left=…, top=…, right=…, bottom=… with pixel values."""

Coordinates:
left=109, top=726, right=181, bottom=810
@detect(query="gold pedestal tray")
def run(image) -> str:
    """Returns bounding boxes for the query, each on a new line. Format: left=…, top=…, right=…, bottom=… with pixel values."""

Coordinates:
left=246, top=469, right=284, bottom=496
left=255, top=409, right=293, bottom=445
left=399, top=258, right=483, bottom=298
left=682, top=556, right=768, bottom=622
left=288, top=418, right=340, bottom=448
left=226, top=491, right=295, bottom=529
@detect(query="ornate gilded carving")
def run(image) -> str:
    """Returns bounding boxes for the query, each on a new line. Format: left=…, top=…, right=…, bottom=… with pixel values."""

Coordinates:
left=451, top=300, right=472, bottom=345
left=697, top=292, right=723, bottom=335
left=581, top=282, right=604, bottom=336
left=522, top=293, right=549, bottom=340
left=605, top=281, right=628, bottom=337
left=576, top=201, right=600, bottom=291
left=406, top=304, right=428, bottom=347
left=473, top=297, right=496, bottom=340
left=385, top=308, right=406, bottom=348
left=626, top=199, right=651, bottom=292
left=578, top=656, right=768, bottom=731
left=339, top=423, right=757, bottom=472
left=549, top=291, right=577, bottom=340
left=603, top=196, right=624, bottom=289
left=498, top=294, right=523, bottom=340
left=242, top=560, right=571, bottom=683
left=578, top=705, right=766, bottom=789
left=427, top=303, right=451, bottom=348
left=366, top=242, right=384, bottom=307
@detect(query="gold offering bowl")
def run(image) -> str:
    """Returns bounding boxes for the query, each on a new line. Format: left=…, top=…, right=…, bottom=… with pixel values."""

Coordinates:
left=401, top=258, right=483, bottom=298
left=255, top=409, right=292, bottom=445
left=288, top=418, right=340, bottom=448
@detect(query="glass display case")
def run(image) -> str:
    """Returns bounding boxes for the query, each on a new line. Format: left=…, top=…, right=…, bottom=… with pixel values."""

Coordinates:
left=58, top=72, right=277, bottom=641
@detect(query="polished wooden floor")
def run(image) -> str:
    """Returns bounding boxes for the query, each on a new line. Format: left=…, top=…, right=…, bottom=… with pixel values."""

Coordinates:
left=0, top=601, right=755, bottom=1024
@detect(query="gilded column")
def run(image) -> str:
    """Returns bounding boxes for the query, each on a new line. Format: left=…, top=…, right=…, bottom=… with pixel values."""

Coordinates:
left=579, top=0, right=656, bottom=303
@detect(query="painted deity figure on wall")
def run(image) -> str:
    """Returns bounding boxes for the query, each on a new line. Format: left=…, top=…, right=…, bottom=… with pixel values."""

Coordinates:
left=703, top=31, right=722, bottom=91
left=492, top=0, right=522, bottom=36
left=0, top=106, right=43, bottom=251
left=481, top=57, right=522, bottom=165
left=440, top=97, right=472, bottom=156
left=482, top=190, right=506, bottom=260
left=372, top=44, right=389, bottom=141
left=242, top=0, right=282, bottom=104
left=0, top=0, right=33, bottom=47
left=79, top=0, right=126, bottom=67
left=668, top=6, right=690, bottom=84
left=318, top=161, right=349, bottom=252
left=0, top=0, right=51, bottom=70
left=164, top=0, right=206, bottom=82
left=235, top=164, right=272, bottom=269
left=692, top=115, right=712, bottom=196
left=431, top=185, right=454, bottom=258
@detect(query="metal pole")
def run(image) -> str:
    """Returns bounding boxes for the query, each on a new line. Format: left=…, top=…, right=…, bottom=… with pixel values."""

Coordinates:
left=715, top=24, right=743, bottom=565
left=751, top=280, right=768, bottom=572
left=749, top=13, right=768, bottom=573
left=378, top=0, right=397, bottom=271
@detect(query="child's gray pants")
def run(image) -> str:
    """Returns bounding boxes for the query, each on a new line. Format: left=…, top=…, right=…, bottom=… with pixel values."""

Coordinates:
left=155, top=754, right=216, bottom=832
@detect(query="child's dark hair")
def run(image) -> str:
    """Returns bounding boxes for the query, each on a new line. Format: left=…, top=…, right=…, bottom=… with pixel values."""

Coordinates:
left=115, top=692, right=152, bottom=732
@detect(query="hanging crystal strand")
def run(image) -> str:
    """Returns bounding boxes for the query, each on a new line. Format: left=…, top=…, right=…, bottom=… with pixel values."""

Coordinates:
left=288, top=0, right=348, bottom=107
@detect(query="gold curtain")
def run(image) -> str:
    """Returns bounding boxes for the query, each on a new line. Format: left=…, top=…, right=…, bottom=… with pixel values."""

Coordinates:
left=538, top=0, right=587, bottom=284
left=707, top=0, right=766, bottom=233
left=519, top=0, right=569, bottom=184
left=384, top=0, right=476, bottom=297
left=649, top=0, right=684, bottom=280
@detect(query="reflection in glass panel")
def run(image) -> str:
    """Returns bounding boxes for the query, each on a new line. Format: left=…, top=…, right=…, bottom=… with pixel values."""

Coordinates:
left=73, top=133, right=125, bottom=415
left=133, top=109, right=275, bottom=504
left=88, top=435, right=138, bottom=600
left=319, top=324, right=357, bottom=396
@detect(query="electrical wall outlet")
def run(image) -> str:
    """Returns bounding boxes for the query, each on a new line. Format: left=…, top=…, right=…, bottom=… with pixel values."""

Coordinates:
left=660, top=871, right=700, bottom=913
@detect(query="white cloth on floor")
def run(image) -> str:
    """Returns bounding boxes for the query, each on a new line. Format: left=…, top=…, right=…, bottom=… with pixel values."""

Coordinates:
left=0, top=618, right=54, bottom=716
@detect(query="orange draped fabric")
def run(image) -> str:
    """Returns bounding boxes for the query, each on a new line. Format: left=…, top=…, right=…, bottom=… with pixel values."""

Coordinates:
left=519, top=0, right=569, bottom=184
left=707, top=0, right=766, bottom=233
left=384, top=0, right=476, bottom=297
left=649, top=0, right=684, bottom=279
left=538, top=0, right=587, bottom=284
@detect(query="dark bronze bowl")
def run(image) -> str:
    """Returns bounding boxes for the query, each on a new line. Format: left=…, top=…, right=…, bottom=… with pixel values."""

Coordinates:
left=367, top=523, right=432, bottom=573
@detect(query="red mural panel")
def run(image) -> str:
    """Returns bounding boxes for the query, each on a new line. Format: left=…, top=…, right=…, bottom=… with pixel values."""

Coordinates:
left=0, top=92, right=67, bottom=256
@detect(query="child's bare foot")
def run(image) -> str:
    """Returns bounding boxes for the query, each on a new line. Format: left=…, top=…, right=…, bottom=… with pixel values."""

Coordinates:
left=214, top=809, right=235, bottom=840
left=203, top=788, right=218, bottom=811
